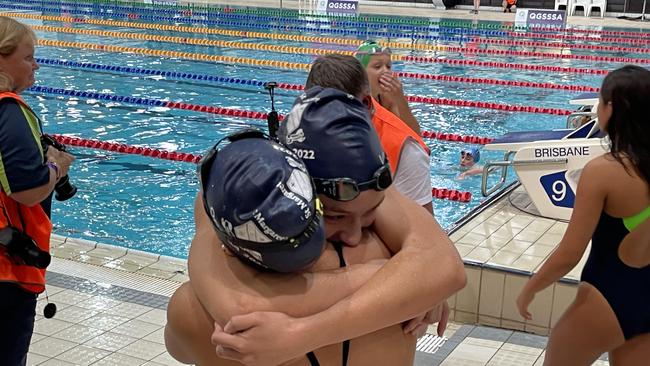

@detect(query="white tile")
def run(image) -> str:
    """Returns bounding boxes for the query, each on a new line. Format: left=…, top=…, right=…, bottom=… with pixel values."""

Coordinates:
left=455, top=267, right=481, bottom=313
left=440, top=358, right=486, bottom=366
left=524, top=219, right=556, bottom=233
left=488, top=250, right=521, bottom=267
left=136, top=309, right=167, bottom=326
left=547, top=222, right=568, bottom=235
left=38, top=359, right=76, bottom=366
left=29, top=337, right=78, bottom=358
left=146, top=258, right=187, bottom=273
left=76, top=296, right=123, bottom=312
left=51, top=324, right=105, bottom=343
left=118, top=339, right=167, bottom=361
left=479, top=270, right=505, bottom=318
left=55, top=345, right=110, bottom=366
left=551, top=283, right=578, bottom=328
left=53, top=306, right=99, bottom=324
left=523, top=244, right=555, bottom=258
left=111, top=319, right=161, bottom=338
left=76, top=254, right=112, bottom=266
left=528, top=284, right=554, bottom=328
left=79, top=313, right=129, bottom=331
left=470, top=222, right=503, bottom=236
left=44, top=285, right=66, bottom=295
left=84, top=331, right=138, bottom=352
left=30, top=332, right=47, bottom=343
left=36, top=300, right=71, bottom=318
left=535, top=233, right=563, bottom=246
left=513, top=230, right=544, bottom=243
left=487, top=349, right=538, bottom=366
left=169, top=273, right=190, bottom=283
left=92, top=352, right=147, bottom=366
left=466, top=247, right=499, bottom=263
left=48, top=290, right=93, bottom=306
left=506, top=215, right=534, bottom=230
left=463, top=337, right=504, bottom=349
left=457, top=232, right=487, bottom=246
left=26, top=352, right=49, bottom=366
left=142, top=327, right=166, bottom=344
left=490, top=226, right=519, bottom=241
left=86, top=245, right=127, bottom=260
left=502, top=275, right=528, bottom=321
left=135, top=267, right=175, bottom=280
left=105, top=301, right=153, bottom=318
left=500, top=343, right=544, bottom=356
left=478, top=237, right=510, bottom=249
left=511, top=255, right=545, bottom=273
left=447, top=343, right=499, bottom=364
left=455, top=243, right=476, bottom=257
left=33, top=318, right=75, bottom=336
left=151, top=351, right=188, bottom=366
left=501, top=239, right=534, bottom=255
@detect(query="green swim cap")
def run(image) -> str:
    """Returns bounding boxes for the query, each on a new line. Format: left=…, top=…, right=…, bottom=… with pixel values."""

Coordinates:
left=355, top=41, right=391, bottom=68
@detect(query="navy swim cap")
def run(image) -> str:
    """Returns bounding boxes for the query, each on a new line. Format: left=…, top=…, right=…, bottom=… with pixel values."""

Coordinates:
left=279, top=87, right=389, bottom=196
left=201, top=130, right=326, bottom=273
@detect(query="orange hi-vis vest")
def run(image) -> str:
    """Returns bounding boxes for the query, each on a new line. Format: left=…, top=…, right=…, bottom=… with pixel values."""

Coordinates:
left=0, top=92, right=51, bottom=294
left=370, top=98, right=430, bottom=175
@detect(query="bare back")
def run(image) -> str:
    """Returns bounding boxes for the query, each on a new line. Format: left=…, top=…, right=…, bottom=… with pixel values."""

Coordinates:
left=598, top=154, right=650, bottom=217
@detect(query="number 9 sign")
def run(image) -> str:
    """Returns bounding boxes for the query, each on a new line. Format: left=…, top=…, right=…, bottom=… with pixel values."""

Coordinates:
left=540, top=171, right=575, bottom=208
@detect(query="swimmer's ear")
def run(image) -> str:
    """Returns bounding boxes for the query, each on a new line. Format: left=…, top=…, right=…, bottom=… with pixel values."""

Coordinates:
left=618, top=218, right=650, bottom=268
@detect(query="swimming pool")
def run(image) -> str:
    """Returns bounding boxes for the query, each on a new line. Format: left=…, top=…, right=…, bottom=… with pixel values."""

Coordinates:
left=4, top=1, right=647, bottom=258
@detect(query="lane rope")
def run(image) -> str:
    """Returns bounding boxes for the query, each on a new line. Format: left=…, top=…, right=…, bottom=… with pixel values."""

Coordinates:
left=51, top=134, right=473, bottom=202
left=36, top=58, right=600, bottom=93
left=28, top=24, right=650, bottom=65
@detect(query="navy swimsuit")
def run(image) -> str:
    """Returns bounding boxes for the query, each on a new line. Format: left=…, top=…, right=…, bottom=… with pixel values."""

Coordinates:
left=306, top=242, right=350, bottom=366
left=581, top=210, right=650, bottom=340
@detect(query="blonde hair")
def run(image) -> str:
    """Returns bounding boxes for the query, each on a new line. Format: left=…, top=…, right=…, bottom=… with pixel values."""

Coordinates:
left=0, top=16, right=36, bottom=92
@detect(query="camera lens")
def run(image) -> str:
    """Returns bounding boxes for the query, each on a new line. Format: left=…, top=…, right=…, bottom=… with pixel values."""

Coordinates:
left=54, top=175, right=77, bottom=201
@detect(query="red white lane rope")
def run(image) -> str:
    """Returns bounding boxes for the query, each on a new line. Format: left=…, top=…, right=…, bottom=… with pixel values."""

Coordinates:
left=52, top=134, right=473, bottom=202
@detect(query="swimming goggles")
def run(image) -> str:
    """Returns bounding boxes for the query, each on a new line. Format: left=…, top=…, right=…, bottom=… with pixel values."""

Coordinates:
left=312, top=160, right=393, bottom=202
left=198, top=128, right=323, bottom=250
left=356, top=43, right=392, bottom=56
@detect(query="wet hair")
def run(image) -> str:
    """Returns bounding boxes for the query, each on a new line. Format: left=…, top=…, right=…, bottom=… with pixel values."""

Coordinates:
left=600, top=65, right=650, bottom=184
left=0, top=16, right=36, bottom=92
left=305, top=54, right=370, bottom=99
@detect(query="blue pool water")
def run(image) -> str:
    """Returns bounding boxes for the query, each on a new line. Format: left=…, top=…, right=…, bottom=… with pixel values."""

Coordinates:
left=5, top=3, right=648, bottom=258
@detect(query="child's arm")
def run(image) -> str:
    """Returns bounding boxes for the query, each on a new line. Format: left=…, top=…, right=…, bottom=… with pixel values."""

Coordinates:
left=517, top=160, right=606, bottom=319
left=457, top=166, right=483, bottom=180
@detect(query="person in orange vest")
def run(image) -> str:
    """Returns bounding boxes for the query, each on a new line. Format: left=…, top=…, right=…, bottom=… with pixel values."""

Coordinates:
left=354, top=41, right=421, bottom=135
left=311, top=54, right=434, bottom=214
left=502, top=0, right=517, bottom=12
left=0, top=16, right=75, bottom=364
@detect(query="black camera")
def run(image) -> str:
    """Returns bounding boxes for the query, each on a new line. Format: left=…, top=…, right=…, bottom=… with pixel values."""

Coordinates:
left=264, top=81, right=279, bottom=140
left=41, top=134, right=77, bottom=201
left=0, top=226, right=51, bottom=268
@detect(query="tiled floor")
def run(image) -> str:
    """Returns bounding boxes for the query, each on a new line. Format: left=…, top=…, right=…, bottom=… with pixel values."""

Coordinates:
left=28, top=270, right=612, bottom=365
left=27, top=252, right=609, bottom=366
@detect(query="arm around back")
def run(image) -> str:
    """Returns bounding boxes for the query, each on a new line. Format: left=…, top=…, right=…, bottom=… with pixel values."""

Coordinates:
left=301, top=187, right=466, bottom=344
left=188, top=194, right=384, bottom=325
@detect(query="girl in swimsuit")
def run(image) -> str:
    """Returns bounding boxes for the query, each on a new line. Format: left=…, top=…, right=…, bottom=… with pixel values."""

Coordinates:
left=517, top=65, right=650, bottom=365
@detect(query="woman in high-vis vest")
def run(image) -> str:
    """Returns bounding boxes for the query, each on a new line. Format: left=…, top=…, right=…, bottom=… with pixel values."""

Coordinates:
left=0, top=16, right=74, bottom=365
